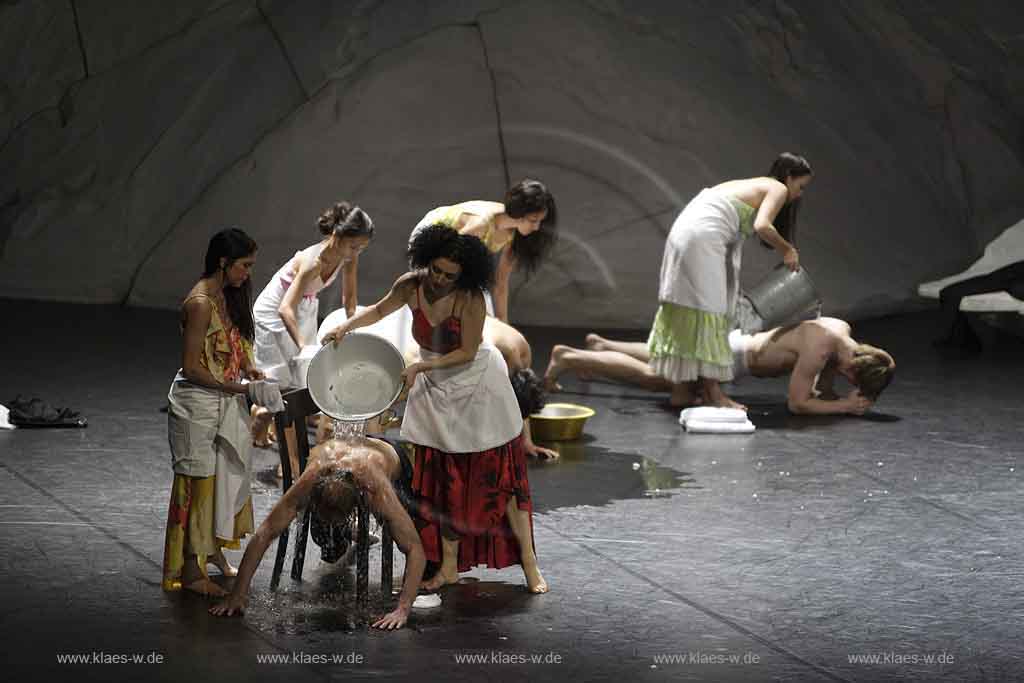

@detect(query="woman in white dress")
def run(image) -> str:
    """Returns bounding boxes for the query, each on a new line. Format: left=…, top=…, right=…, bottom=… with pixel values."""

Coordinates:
left=252, top=201, right=374, bottom=388
left=649, top=153, right=811, bottom=410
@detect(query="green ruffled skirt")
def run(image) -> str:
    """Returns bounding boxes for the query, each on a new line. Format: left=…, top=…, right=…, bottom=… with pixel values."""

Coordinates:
left=647, top=302, right=733, bottom=382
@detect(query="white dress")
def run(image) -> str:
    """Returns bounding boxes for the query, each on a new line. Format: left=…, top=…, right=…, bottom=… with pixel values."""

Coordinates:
left=253, top=242, right=340, bottom=387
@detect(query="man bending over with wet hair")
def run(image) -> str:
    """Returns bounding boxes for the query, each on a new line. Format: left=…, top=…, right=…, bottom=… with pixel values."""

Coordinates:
left=210, top=434, right=424, bottom=630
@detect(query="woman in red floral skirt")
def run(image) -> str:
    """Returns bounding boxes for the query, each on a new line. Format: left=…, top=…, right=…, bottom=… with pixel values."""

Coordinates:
left=322, top=224, right=547, bottom=593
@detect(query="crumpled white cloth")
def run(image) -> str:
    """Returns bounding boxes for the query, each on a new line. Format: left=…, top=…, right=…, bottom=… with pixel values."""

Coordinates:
left=247, top=379, right=285, bottom=413
left=679, top=406, right=755, bottom=434
left=0, top=404, right=15, bottom=429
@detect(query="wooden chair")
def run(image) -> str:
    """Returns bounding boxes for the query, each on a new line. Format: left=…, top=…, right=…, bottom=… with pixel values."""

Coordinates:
left=269, top=387, right=394, bottom=609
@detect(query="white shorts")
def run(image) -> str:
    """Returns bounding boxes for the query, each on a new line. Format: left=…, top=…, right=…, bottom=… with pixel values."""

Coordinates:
left=728, top=329, right=754, bottom=381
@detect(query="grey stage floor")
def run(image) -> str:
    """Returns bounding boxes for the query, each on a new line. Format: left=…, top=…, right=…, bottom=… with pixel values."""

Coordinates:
left=1, top=299, right=1022, bottom=682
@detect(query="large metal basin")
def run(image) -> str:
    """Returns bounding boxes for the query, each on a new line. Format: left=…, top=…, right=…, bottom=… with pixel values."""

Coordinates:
left=306, top=332, right=406, bottom=421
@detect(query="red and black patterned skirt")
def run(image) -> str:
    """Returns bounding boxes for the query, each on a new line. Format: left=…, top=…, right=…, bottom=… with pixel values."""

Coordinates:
left=411, top=435, right=533, bottom=572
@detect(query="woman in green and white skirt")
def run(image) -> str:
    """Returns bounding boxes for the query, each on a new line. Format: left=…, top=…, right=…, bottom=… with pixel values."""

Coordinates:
left=649, top=153, right=812, bottom=410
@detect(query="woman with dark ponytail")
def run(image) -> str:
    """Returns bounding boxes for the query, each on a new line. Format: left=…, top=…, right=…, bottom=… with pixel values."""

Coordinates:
left=649, top=153, right=812, bottom=411
left=252, top=201, right=374, bottom=388
left=409, top=179, right=557, bottom=322
left=164, top=228, right=266, bottom=596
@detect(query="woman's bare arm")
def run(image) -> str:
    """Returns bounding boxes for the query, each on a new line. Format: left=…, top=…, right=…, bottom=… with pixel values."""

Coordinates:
left=278, top=254, right=322, bottom=347
left=322, top=273, right=418, bottom=344
left=341, top=255, right=359, bottom=317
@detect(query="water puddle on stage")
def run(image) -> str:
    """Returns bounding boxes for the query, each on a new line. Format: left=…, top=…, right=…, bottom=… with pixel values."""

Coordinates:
left=238, top=440, right=694, bottom=636
left=526, top=442, right=696, bottom=513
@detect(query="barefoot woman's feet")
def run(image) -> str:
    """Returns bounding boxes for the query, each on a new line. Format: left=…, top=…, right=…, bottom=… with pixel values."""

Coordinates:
left=669, top=382, right=701, bottom=409
left=184, top=578, right=228, bottom=597
left=420, top=567, right=459, bottom=591
left=209, top=548, right=238, bottom=577
left=522, top=559, right=549, bottom=594
left=700, top=381, right=747, bottom=411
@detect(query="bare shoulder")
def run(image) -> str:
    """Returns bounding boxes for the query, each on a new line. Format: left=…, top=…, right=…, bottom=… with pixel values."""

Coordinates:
left=392, top=271, right=421, bottom=296
left=181, top=291, right=213, bottom=320
left=817, top=317, right=852, bottom=336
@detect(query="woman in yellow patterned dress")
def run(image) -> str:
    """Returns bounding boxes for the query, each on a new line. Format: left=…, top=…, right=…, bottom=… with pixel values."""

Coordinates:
left=649, top=153, right=812, bottom=410
left=162, top=228, right=264, bottom=596
left=410, top=179, right=557, bottom=322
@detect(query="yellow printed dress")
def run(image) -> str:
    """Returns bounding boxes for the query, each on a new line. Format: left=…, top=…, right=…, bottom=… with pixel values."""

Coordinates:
left=162, top=294, right=255, bottom=591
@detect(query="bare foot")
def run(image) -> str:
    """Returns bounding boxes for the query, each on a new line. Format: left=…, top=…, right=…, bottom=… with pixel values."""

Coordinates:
left=584, top=333, right=607, bottom=351
left=701, top=387, right=746, bottom=411
left=184, top=577, right=227, bottom=597
left=710, top=396, right=747, bottom=410
left=523, top=560, right=549, bottom=594
left=669, top=382, right=701, bottom=409
left=543, top=345, right=570, bottom=392
left=251, top=406, right=275, bottom=447
left=209, top=549, right=237, bottom=577
left=420, top=567, right=459, bottom=591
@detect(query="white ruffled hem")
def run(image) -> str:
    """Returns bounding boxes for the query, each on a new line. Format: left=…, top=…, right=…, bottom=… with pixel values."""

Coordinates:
left=650, top=356, right=734, bottom=383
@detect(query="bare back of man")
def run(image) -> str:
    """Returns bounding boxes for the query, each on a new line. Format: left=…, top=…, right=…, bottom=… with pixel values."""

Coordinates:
left=745, top=317, right=850, bottom=378
left=210, top=435, right=426, bottom=630
left=546, top=318, right=878, bottom=415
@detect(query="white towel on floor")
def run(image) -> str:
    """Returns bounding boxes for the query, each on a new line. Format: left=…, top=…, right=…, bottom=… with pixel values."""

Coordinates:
left=0, top=404, right=15, bottom=429
left=684, top=419, right=756, bottom=434
left=679, top=406, right=755, bottom=433
left=679, top=407, right=748, bottom=424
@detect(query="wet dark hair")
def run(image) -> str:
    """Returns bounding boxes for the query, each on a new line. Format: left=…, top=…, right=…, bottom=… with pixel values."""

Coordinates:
left=505, top=179, right=557, bottom=275
left=316, top=201, right=374, bottom=240
left=310, top=468, right=358, bottom=527
left=202, top=228, right=257, bottom=341
left=762, top=152, right=812, bottom=248
left=408, top=224, right=494, bottom=292
left=510, top=368, right=547, bottom=418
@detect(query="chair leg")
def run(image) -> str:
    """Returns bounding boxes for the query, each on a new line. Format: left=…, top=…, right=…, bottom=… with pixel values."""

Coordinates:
left=356, top=494, right=370, bottom=612
left=381, top=523, right=393, bottom=599
left=271, top=411, right=293, bottom=586
left=275, top=412, right=295, bottom=491
left=291, top=506, right=312, bottom=581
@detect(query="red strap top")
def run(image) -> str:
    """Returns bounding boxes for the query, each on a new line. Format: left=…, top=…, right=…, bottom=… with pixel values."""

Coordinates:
left=412, top=285, right=462, bottom=354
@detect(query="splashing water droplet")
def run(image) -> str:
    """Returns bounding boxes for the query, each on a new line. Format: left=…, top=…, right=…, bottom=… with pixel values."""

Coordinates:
left=332, top=419, right=366, bottom=441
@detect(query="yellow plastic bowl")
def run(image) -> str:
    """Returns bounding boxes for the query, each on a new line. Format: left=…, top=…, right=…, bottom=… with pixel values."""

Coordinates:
left=529, top=403, right=596, bottom=441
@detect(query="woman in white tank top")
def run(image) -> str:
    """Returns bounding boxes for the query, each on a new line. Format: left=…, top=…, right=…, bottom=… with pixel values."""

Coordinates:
left=252, top=202, right=374, bottom=388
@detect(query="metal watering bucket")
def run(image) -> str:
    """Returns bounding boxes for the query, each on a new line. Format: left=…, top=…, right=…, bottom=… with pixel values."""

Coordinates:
left=745, top=265, right=821, bottom=329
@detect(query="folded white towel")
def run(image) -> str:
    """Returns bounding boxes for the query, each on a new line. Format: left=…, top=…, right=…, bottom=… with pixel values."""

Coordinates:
left=679, top=406, right=748, bottom=425
left=684, top=419, right=756, bottom=434
left=0, top=404, right=15, bottom=430
left=247, top=380, right=285, bottom=413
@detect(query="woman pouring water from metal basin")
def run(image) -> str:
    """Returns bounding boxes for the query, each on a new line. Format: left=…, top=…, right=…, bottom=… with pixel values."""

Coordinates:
left=322, top=225, right=549, bottom=594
